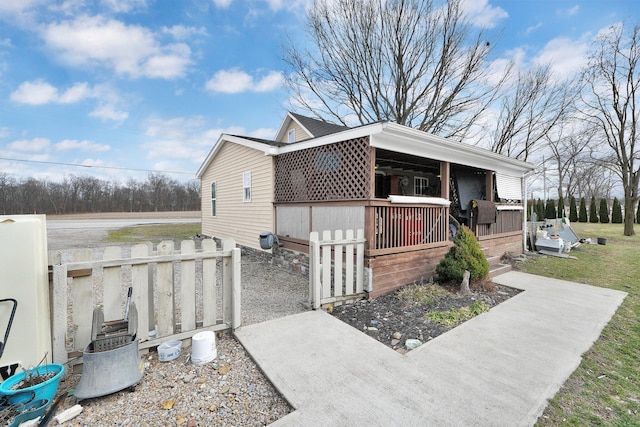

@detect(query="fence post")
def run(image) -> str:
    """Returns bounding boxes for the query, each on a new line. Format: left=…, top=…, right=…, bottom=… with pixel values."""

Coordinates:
left=222, top=239, right=234, bottom=326
left=309, top=232, right=320, bottom=310
left=334, top=229, right=343, bottom=297
left=356, top=229, right=365, bottom=293
left=231, top=246, right=241, bottom=330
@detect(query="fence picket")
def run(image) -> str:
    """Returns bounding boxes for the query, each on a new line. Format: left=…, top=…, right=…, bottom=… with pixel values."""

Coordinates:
left=321, top=230, right=332, bottom=301
left=222, top=239, right=234, bottom=325
left=201, top=239, right=217, bottom=327
left=180, top=240, right=196, bottom=333
left=131, top=243, right=151, bottom=341
left=345, top=229, right=354, bottom=295
left=156, top=241, right=175, bottom=337
left=71, top=249, right=93, bottom=351
left=334, top=230, right=343, bottom=297
left=103, top=246, right=123, bottom=321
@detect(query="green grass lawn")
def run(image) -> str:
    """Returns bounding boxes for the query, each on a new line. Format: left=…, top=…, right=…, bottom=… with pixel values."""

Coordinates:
left=516, top=222, right=640, bottom=425
left=105, top=223, right=201, bottom=244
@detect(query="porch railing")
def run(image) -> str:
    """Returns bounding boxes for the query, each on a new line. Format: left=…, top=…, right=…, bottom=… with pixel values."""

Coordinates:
left=475, top=205, right=524, bottom=237
left=367, top=201, right=449, bottom=253
left=49, top=238, right=241, bottom=364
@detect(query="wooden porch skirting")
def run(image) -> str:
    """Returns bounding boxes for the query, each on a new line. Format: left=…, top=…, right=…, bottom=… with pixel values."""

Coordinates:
left=366, top=243, right=451, bottom=298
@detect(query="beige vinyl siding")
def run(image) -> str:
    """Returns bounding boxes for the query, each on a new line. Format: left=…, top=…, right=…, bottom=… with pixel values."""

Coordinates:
left=280, top=121, right=311, bottom=143
left=200, top=141, right=275, bottom=250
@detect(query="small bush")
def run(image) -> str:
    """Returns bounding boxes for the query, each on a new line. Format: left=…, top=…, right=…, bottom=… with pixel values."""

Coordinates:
left=436, top=226, right=489, bottom=283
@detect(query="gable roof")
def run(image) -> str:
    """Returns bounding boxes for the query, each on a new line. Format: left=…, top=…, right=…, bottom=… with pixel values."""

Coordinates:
left=274, top=112, right=349, bottom=142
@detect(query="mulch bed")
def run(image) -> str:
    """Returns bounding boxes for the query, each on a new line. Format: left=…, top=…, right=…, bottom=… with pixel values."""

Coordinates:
left=330, top=281, right=521, bottom=352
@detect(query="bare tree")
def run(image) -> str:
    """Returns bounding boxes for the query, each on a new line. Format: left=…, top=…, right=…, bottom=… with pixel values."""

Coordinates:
left=545, top=121, right=594, bottom=199
left=580, top=22, right=640, bottom=236
left=490, top=66, right=574, bottom=161
left=284, top=0, right=504, bottom=138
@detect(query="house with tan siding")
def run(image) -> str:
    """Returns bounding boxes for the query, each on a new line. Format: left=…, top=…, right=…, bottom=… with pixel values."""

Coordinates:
left=197, top=112, right=535, bottom=297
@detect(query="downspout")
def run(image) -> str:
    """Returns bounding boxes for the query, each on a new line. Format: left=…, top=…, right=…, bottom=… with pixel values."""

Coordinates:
left=522, top=169, right=537, bottom=252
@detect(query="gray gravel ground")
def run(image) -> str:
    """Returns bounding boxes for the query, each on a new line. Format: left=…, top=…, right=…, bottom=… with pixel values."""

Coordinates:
left=46, top=224, right=308, bottom=426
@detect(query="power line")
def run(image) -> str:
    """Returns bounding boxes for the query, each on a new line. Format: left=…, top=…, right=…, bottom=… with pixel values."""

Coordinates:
left=0, top=157, right=195, bottom=176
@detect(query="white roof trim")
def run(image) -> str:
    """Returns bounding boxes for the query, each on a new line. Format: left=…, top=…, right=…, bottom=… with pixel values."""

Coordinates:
left=196, top=134, right=278, bottom=178
left=198, top=121, right=536, bottom=180
left=274, top=112, right=315, bottom=142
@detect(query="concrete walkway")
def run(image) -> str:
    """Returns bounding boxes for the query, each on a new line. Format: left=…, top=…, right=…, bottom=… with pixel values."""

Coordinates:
left=235, top=271, right=627, bottom=426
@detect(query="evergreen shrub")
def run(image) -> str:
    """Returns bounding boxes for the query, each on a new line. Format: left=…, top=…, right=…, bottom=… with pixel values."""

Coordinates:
left=436, top=226, right=489, bottom=283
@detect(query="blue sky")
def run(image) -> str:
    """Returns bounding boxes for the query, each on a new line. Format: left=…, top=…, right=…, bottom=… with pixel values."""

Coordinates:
left=0, top=0, right=637, bottom=183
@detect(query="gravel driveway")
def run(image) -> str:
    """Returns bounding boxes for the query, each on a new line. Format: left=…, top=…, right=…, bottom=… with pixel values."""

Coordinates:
left=44, top=215, right=308, bottom=426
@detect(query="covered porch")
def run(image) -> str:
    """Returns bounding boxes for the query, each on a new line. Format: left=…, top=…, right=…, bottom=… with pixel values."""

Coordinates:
left=272, top=130, right=532, bottom=297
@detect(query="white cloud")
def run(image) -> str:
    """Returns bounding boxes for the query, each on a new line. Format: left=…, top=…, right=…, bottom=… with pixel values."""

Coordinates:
left=55, top=139, right=111, bottom=152
left=534, top=36, right=589, bottom=79
left=0, top=38, right=12, bottom=47
left=558, top=5, right=580, bottom=16
left=42, top=15, right=192, bottom=79
left=0, top=0, right=43, bottom=15
left=10, top=80, right=59, bottom=105
left=212, top=0, right=233, bottom=9
left=525, top=22, right=543, bottom=36
left=100, top=0, right=147, bottom=13
left=250, top=127, right=276, bottom=139
left=90, top=103, right=129, bottom=121
left=460, top=0, right=508, bottom=29
left=0, top=127, right=10, bottom=139
left=161, top=25, right=208, bottom=40
left=205, top=68, right=284, bottom=94
left=254, top=71, right=284, bottom=92
left=58, top=82, right=92, bottom=103
left=145, top=117, right=206, bottom=139
left=9, top=137, right=50, bottom=152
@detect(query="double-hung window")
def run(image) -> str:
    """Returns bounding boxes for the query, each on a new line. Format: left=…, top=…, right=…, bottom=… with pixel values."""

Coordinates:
left=414, top=177, right=429, bottom=195
left=243, top=172, right=251, bottom=202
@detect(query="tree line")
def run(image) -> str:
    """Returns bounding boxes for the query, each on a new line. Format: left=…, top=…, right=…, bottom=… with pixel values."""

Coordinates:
left=0, top=173, right=200, bottom=215
left=530, top=196, right=640, bottom=224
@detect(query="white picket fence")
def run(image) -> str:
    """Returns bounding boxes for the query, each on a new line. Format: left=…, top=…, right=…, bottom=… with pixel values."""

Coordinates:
left=309, top=229, right=366, bottom=309
left=49, top=238, right=241, bottom=364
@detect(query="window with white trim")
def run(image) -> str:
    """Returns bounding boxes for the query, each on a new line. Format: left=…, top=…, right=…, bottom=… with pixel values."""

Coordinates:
left=211, top=182, right=217, bottom=216
left=243, top=171, right=251, bottom=202
left=414, top=176, right=430, bottom=195
left=287, top=129, right=295, bottom=143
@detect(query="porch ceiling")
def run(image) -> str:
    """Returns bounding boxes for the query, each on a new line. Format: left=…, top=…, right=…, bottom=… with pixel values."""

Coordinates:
left=375, top=149, right=440, bottom=173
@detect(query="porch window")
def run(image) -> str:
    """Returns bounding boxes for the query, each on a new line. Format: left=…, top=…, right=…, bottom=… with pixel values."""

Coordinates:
left=243, top=171, right=251, bottom=202
left=414, top=177, right=430, bottom=196
left=211, top=182, right=217, bottom=217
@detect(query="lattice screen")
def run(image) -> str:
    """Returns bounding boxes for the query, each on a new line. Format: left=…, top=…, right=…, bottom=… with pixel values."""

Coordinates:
left=275, top=137, right=371, bottom=202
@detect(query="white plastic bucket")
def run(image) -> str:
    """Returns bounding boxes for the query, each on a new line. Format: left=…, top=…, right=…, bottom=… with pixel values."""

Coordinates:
left=191, top=331, right=217, bottom=365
